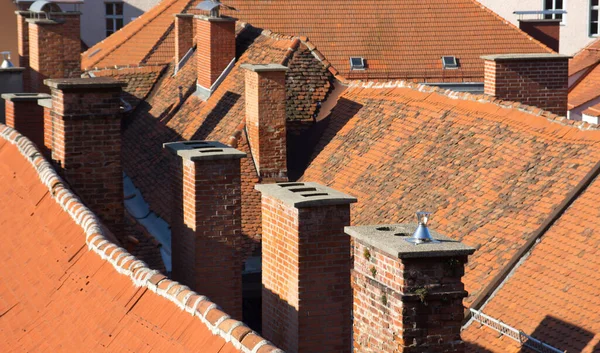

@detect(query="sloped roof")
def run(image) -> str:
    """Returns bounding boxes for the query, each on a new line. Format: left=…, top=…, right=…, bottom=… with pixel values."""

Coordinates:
left=0, top=125, right=279, bottom=352
left=568, top=62, right=600, bottom=110
left=583, top=102, right=600, bottom=117
left=569, top=38, right=600, bottom=76
left=122, top=26, right=298, bottom=254
left=82, top=0, right=552, bottom=81
left=299, top=82, right=600, bottom=305
left=462, top=173, right=600, bottom=353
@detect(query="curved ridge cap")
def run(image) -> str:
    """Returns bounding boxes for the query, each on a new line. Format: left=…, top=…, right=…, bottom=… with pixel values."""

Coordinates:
left=82, top=0, right=185, bottom=69
left=0, top=123, right=283, bottom=353
left=344, top=80, right=600, bottom=132
left=464, top=0, right=555, bottom=54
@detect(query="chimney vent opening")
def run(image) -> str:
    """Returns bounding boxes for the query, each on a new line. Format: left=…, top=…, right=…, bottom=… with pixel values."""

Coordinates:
left=376, top=226, right=394, bottom=231
left=277, top=182, right=304, bottom=188
left=301, top=192, right=329, bottom=198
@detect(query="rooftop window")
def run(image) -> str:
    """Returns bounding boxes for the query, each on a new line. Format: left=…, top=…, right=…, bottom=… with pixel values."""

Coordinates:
left=441, top=56, right=459, bottom=69
left=350, top=57, right=366, bottom=70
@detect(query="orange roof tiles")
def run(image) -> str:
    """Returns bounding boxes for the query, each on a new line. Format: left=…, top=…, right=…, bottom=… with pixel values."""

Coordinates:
left=463, top=172, right=600, bottom=352
left=569, top=38, right=600, bottom=76
left=0, top=124, right=278, bottom=352
left=568, top=62, right=600, bottom=110
left=83, top=0, right=551, bottom=81
left=299, top=82, right=600, bottom=305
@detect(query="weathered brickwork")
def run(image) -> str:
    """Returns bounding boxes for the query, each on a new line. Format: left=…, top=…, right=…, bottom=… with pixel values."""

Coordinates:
left=244, top=67, right=288, bottom=180
left=286, top=45, right=333, bottom=121
left=483, top=56, right=568, bottom=116
left=16, top=11, right=31, bottom=92
left=195, top=16, right=235, bottom=89
left=46, top=79, right=125, bottom=241
left=260, top=194, right=352, bottom=353
left=352, top=240, right=469, bottom=353
left=28, top=13, right=82, bottom=93
left=169, top=150, right=244, bottom=320
left=175, top=14, right=194, bottom=64
left=4, top=97, right=45, bottom=149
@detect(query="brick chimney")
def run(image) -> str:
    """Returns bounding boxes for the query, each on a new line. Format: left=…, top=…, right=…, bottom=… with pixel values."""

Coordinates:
left=255, top=182, right=356, bottom=353
left=2, top=93, right=51, bottom=149
left=518, top=19, right=561, bottom=52
left=164, top=140, right=246, bottom=320
left=482, top=53, right=570, bottom=116
left=175, top=13, right=194, bottom=65
left=44, top=77, right=126, bottom=240
left=28, top=11, right=82, bottom=93
left=16, top=11, right=32, bottom=91
left=194, top=13, right=236, bottom=100
left=345, top=222, right=475, bottom=353
left=242, top=64, right=289, bottom=182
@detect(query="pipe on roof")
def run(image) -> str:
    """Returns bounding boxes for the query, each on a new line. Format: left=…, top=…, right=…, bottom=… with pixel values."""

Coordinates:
left=464, top=158, right=600, bottom=321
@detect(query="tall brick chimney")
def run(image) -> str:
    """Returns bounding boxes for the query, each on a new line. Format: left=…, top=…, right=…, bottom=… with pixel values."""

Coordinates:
left=28, top=11, right=82, bottom=93
left=44, top=77, right=126, bottom=240
left=346, top=222, right=475, bottom=353
left=175, top=13, right=194, bottom=65
left=16, top=10, right=32, bottom=91
left=194, top=12, right=236, bottom=100
left=164, top=140, right=246, bottom=320
left=482, top=53, right=570, bottom=116
left=256, top=182, right=356, bottom=353
left=2, top=93, right=51, bottom=149
left=242, top=64, right=289, bottom=182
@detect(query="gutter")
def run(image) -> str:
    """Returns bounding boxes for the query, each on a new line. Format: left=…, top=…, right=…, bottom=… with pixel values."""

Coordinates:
left=465, top=158, right=600, bottom=320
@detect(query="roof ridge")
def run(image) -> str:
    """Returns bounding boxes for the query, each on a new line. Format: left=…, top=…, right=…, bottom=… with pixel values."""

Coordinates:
left=0, top=124, right=282, bottom=353
left=464, top=0, right=555, bottom=54
left=82, top=0, right=184, bottom=70
left=346, top=80, right=600, bottom=131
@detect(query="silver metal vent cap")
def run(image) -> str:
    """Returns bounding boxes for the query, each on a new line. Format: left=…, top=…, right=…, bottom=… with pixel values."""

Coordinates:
left=406, top=211, right=440, bottom=245
left=1, top=52, right=14, bottom=69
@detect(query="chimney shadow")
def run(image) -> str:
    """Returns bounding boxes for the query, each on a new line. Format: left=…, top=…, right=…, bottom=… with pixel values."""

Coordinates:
left=290, top=98, right=363, bottom=180
left=190, top=91, right=241, bottom=140
left=521, top=315, right=595, bottom=353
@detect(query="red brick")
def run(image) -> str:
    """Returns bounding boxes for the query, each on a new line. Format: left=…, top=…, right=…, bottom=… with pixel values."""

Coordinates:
left=175, top=14, right=194, bottom=64
left=195, top=16, right=236, bottom=89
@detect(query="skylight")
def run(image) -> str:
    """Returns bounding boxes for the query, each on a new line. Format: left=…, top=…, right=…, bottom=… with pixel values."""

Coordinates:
left=350, top=57, right=366, bottom=70
left=442, top=56, right=459, bottom=69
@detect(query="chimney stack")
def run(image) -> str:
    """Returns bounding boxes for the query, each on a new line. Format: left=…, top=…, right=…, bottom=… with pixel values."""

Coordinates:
left=482, top=53, right=570, bottom=116
left=175, top=13, right=194, bottom=65
left=2, top=93, right=50, bottom=149
left=518, top=19, right=561, bottom=53
left=256, top=182, right=356, bottom=353
left=44, top=77, right=126, bottom=240
left=242, top=64, right=289, bottom=182
left=27, top=8, right=82, bottom=93
left=164, top=140, right=246, bottom=320
left=346, top=220, right=475, bottom=353
left=15, top=10, right=32, bottom=91
left=194, top=2, right=236, bottom=100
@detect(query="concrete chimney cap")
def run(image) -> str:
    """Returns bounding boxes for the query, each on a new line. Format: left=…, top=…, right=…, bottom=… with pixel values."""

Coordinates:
left=240, top=64, right=289, bottom=72
left=344, top=224, right=475, bottom=259
left=163, top=140, right=246, bottom=161
left=255, top=182, right=357, bottom=208
left=44, top=77, right=127, bottom=90
left=480, top=53, right=571, bottom=61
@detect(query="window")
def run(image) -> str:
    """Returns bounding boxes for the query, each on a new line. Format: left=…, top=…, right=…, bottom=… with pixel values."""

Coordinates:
left=349, top=57, right=366, bottom=70
left=544, top=0, right=564, bottom=21
left=105, top=2, right=124, bottom=37
left=441, top=56, right=459, bottom=69
left=592, top=0, right=599, bottom=36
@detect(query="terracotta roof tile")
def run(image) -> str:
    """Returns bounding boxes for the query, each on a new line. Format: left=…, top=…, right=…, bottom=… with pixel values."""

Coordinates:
left=570, top=38, right=600, bottom=76
left=568, top=63, right=600, bottom=110
left=461, top=169, right=600, bottom=352
left=583, top=102, right=600, bottom=117
left=84, top=0, right=551, bottom=81
left=0, top=124, right=278, bottom=352
left=299, top=82, right=600, bottom=305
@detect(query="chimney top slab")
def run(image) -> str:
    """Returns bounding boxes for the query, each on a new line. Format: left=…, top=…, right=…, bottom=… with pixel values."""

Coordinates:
left=345, top=224, right=475, bottom=259
left=2, top=92, right=50, bottom=102
left=194, top=15, right=236, bottom=22
left=241, top=64, right=289, bottom=72
left=44, top=77, right=127, bottom=90
left=255, top=182, right=357, bottom=208
left=163, top=141, right=246, bottom=161
left=481, top=53, right=571, bottom=61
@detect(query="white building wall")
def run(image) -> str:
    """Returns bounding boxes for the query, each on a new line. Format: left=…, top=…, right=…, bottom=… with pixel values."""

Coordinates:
left=477, top=0, right=596, bottom=55
left=568, top=96, right=600, bottom=120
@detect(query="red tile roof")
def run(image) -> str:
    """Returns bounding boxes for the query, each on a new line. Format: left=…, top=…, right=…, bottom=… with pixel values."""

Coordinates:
left=299, top=82, right=600, bottom=305
left=462, top=172, right=600, bottom=353
left=82, top=0, right=552, bottom=81
left=583, top=102, right=600, bottom=117
left=0, top=124, right=279, bottom=352
left=568, top=62, right=600, bottom=110
left=569, top=38, right=600, bottom=76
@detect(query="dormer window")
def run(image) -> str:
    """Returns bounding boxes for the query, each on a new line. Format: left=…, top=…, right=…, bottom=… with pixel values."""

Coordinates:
left=350, top=57, right=366, bottom=70
left=441, top=56, right=459, bottom=69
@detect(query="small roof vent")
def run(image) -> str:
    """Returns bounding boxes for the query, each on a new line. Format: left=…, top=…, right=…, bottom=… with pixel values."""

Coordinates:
left=196, top=0, right=236, bottom=18
left=1, top=52, right=14, bottom=69
left=406, top=211, right=440, bottom=245
left=350, top=57, right=366, bottom=70
left=442, top=56, right=459, bottom=69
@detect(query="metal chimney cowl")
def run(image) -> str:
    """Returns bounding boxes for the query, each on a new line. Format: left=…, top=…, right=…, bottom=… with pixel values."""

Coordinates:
left=406, top=211, right=440, bottom=245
